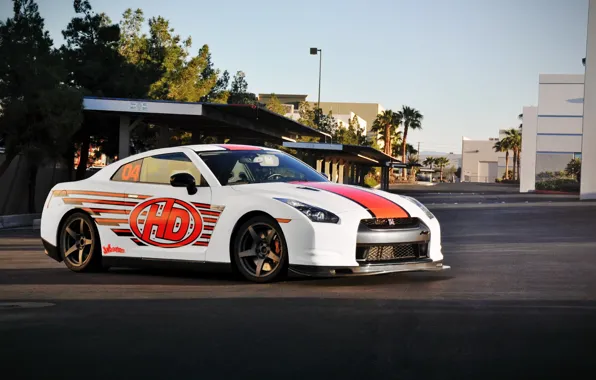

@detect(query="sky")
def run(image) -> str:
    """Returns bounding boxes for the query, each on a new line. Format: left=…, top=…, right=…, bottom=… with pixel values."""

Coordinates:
left=0, top=0, right=590, bottom=153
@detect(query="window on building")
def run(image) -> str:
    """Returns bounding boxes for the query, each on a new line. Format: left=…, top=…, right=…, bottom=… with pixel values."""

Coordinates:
left=574, top=152, right=582, bottom=160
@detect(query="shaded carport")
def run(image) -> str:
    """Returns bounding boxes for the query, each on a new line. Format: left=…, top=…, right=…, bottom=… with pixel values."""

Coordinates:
left=282, top=142, right=403, bottom=191
left=82, top=97, right=328, bottom=159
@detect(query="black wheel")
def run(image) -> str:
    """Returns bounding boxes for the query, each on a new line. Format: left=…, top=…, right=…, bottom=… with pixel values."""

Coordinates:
left=59, top=212, right=102, bottom=272
left=232, top=215, right=288, bottom=283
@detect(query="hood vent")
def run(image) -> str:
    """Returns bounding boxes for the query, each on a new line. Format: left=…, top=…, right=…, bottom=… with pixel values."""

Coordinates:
left=296, top=186, right=320, bottom=192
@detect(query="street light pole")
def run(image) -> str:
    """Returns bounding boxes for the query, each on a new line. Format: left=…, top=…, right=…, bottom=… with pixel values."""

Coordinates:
left=310, top=47, right=322, bottom=110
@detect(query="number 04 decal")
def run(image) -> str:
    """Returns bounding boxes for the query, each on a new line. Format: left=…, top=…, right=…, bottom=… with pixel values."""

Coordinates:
left=121, top=162, right=141, bottom=181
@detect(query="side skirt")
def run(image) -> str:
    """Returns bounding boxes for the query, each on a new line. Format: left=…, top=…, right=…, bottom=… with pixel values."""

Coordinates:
left=102, top=256, right=233, bottom=274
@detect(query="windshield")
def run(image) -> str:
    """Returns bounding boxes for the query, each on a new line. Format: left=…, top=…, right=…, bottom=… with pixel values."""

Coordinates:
left=196, top=150, right=328, bottom=186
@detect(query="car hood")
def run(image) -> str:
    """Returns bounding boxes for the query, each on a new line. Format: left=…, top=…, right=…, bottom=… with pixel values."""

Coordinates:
left=229, top=182, right=413, bottom=218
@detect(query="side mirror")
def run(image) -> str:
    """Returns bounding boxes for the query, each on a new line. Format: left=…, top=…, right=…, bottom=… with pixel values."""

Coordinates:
left=170, top=172, right=197, bottom=195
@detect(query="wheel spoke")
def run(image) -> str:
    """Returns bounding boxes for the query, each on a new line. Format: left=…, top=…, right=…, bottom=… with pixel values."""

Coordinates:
left=83, top=239, right=93, bottom=246
left=78, top=248, right=84, bottom=264
left=254, top=258, right=265, bottom=277
left=79, top=219, right=85, bottom=234
left=239, top=249, right=256, bottom=258
left=64, top=244, right=77, bottom=258
left=65, top=227, right=76, bottom=239
left=247, top=226, right=259, bottom=241
left=265, top=229, right=275, bottom=244
left=267, top=252, right=280, bottom=263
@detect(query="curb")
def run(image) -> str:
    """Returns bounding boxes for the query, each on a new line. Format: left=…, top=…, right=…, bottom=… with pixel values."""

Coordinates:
left=533, top=190, right=580, bottom=195
left=0, top=214, right=41, bottom=229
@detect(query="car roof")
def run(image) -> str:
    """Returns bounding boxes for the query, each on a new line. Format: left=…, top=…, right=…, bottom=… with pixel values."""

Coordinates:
left=88, top=144, right=281, bottom=180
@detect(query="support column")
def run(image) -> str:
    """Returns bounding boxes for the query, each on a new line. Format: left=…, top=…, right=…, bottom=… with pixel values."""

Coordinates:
left=158, top=126, right=170, bottom=148
left=581, top=0, right=596, bottom=199
left=520, top=107, right=538, bottom=193
left=191, top=131, right=202, bottom=144
left=338, top=160, right=345, bottom=184
left=316, top=159, right=323, bottom=173
left=118, top=116, right=131, bottom=160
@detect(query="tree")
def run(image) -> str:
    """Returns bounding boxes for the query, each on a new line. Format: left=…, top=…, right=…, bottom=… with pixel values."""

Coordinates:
left=493, top=140, right=511, bottom=180
left=265, top=94, right=286, bottom=115
left=0, top=0, right=84, bottom=211
left=503, top=128, right=521, bottom=180
left=227, top=71, right=257, bottom=104
left=333, top=114, right=366, bottom=145
left=400, top=106, right=423, bottom=179
left=435, top=157, right=450, bottom=182
left=422, top=156, right=436, bottom=169
left=566, top=158, right=581, bottom=182
left=371, top=110, right=401, bottom=155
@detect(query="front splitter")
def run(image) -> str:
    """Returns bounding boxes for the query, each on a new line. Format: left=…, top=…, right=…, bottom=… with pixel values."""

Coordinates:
left=290, top=260, right=450, bottom=277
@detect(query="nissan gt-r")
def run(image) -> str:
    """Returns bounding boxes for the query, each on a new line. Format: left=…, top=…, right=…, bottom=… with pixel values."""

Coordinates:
left=40, top=144, right=449, bottom=283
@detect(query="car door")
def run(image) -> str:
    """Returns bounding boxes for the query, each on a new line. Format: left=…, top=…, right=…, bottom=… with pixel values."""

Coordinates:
left=118, top=151, right=213, bottom=262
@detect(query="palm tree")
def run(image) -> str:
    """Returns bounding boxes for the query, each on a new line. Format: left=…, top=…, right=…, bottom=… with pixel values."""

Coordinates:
left=493, top=140, right=511, bottom=180
left=407, top=155, right=420, bottom=180
left=422, top=156, right=435, bottom=169
left=400, top=106, right=423, bottom=179
left=371, top=110, right=402, bottom=155
left=390, top=130, right=403, bottom=158
left=504, top=128, right=522, bottom=180
left=435, top=157, right=450, bottom=182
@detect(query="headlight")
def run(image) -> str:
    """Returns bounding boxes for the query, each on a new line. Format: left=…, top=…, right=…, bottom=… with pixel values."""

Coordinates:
left=403, top=196, right=435, bottom=219
left=274, top=198, right=340, bottom=223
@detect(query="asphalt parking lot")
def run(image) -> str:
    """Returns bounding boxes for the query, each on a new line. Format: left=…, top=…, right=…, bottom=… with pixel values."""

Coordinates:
left=1, top=191, right=596, bottom=379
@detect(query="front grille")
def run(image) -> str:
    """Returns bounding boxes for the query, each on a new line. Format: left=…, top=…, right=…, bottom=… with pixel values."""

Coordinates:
left=356, top=243, right=429, bottom=263
left=360, top=217, right=419, bottom=230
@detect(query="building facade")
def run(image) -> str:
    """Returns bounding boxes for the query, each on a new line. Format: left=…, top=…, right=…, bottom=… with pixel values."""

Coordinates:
left=519, top=74, right=584, bottom=192
left=460, top=129, right=515, bottom=183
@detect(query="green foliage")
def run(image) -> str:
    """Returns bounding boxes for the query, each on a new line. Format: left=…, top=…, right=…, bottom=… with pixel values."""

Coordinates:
left=227, top=71, right=257, bottom=104
left=265, top=94, right=286, bottom=115
left=333, top=115, right=366, bottom=145
left=364, top=175, right=378, bottom=188
left=565, top=158, right=581, bottom=181
left=422, top=156, right=435, bottom=168
left=371, top=110, right=401, bottom=155
left=536, top=178, right=579, bottom=192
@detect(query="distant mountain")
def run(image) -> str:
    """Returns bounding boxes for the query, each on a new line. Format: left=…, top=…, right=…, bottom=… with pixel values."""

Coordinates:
left=420, top=151, right=457, bottom=156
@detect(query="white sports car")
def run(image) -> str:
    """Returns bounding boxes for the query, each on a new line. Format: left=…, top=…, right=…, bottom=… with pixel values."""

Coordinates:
left=40, top=144, right=449, bottom=283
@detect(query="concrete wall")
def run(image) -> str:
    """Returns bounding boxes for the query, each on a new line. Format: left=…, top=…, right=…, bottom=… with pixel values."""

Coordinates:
left=581, top=0, right=596, bottom=200
left=520, top=106, right=538, bottom=192
left=461, top=138, right=503, bottom=182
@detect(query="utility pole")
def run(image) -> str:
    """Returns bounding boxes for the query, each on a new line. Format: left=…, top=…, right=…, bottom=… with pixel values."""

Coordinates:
left=417, top=142, right=421, bottom=161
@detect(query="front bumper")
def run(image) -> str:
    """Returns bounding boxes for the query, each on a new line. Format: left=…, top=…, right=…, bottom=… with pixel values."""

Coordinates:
left=290, top=259, right=450, bottom=277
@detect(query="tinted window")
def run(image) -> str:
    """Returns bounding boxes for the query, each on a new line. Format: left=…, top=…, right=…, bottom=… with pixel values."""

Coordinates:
left=111, top=153, right=205, bottom=186
left=196, top=150, right=327, bottom=186
left=112, top=158, right=143, bottom=182
left=140, top=153, right=204, bottom=185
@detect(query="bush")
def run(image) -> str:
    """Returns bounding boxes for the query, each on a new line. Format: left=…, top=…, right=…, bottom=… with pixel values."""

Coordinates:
left=535, top=178, right=579, bottom=192
left=364, top=176, right=378, bottom=188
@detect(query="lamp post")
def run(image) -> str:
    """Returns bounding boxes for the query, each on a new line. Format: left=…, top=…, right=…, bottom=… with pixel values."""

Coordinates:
left=310, top=47, right=322, bottom=110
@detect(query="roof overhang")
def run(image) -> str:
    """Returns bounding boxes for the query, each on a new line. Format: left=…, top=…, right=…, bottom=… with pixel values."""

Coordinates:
left=82, top=97, right=327, bottom=142
left=283, top=142, right=402, bottom=167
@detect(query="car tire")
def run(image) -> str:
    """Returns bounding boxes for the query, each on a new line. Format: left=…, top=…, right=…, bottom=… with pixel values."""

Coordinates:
left=59, top=212, right=103, bottom=273
left=232, top=215, right=289, bottom=283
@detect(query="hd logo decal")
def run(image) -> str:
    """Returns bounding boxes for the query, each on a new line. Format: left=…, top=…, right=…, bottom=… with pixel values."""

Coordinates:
left=53, top=191, right=222, bottom=248
left=129, top=198, right=202, bottom=248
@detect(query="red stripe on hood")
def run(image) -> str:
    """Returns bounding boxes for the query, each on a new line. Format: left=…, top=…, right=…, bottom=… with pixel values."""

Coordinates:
left=217, top=144, right=262, bottom=151
left=293, top=182, right=409, bottom=218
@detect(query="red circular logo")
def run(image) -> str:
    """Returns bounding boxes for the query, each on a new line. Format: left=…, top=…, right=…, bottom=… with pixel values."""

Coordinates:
left=129, top=198, right=203, bottom=248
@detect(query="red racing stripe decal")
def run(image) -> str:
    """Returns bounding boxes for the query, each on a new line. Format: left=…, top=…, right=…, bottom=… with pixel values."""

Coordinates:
left=217, top=144, right=262, bottom=151
left=294, top=182, right=409, bottom=218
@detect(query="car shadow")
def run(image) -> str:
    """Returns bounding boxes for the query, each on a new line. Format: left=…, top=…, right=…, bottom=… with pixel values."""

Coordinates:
left=0, top=266, right=454, bottom=287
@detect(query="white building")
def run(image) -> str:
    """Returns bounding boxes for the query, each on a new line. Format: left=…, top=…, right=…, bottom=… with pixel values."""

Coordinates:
left=333, top=112, right=367, bottom=134
left=520, top=0, right=596, bottom=199
left=460, top=130, right=514, bottom=183
left=520, top=75, right=584, bottom=192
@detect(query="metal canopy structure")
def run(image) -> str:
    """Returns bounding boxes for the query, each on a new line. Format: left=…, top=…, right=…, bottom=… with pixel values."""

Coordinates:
left=83, top=97, right=328, bottom=159
left=282, top=142, right=402, bottom=190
